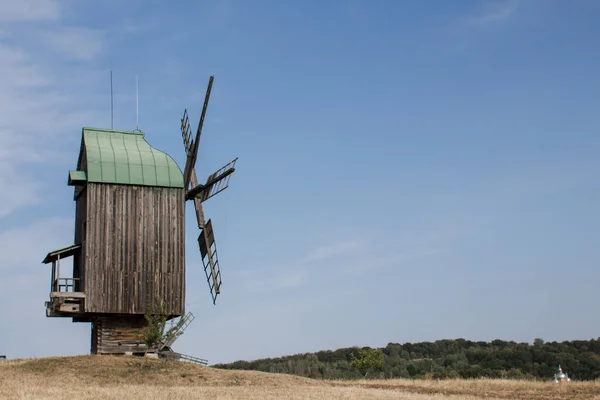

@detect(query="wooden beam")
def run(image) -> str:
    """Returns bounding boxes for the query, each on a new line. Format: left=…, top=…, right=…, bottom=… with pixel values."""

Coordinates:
left=56, top=303, right=82, bottom=313
left=190, top=169, right=206, bottom=229
left=183, top=76, right=214, bottom=189
left=185, top=167, right=235, bottom=201
left=50, top=292, right=86, bottom=299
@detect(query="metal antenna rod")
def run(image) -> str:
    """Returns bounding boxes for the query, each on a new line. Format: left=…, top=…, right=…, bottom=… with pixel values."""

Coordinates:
left=110, top=70, right=114, bottom=129
left=135, top=74, right=139, bottom=131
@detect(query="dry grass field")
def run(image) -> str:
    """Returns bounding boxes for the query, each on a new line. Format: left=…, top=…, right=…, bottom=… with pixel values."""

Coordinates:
left=0, top=356, right=598, bottom=400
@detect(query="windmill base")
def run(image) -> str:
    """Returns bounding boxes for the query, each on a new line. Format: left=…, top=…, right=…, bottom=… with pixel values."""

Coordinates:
left=91, top=315, right=151, bottom=355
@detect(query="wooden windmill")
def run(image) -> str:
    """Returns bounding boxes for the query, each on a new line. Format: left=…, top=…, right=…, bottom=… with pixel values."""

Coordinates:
left=42, top=76, right=236, bottom=357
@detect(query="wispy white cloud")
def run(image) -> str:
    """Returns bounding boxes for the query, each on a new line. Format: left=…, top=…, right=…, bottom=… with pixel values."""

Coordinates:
left=0, top=217, right=73, bottom=272
left=0, top=42, right=54, bottom=215
left=228, top=233, right=445, bottom=294
left=237, top=159, right=579, bottom=295
left=463, top=0, right=519, bottom=25
left=0, top=164, right=39, bottom=218
left=0, top=0, right=60, bottom=22
left=0, top=2, right=107, bottom=219
left=119, top=18, right=162, bottom=34
left=342, top=248, right=440, bottom=275
left=0, top=44, right=51, bottom=89
left=273, top=238, right=366, bottom=290
left=0, top=1, right=108, bottom=358
left=442, top=0, right=521, bottom=53
left=0, top=218, right=87, bottom=359
left=41, top=27, right=105, bottom=61
left=225, top=237, right=363, bottom=292
left=302, top=239, right=363, bottom=263
left=272, top=269, right=308, bottom=289
left=229, top=266, right=309, bottom=292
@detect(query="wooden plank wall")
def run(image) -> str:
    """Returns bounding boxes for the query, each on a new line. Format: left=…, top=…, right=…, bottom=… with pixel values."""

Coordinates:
left=91, top=316, right=150, bottom=354
left=84, top=183, right=186, bottom=316
left=73, top=187, right=87, bottom=292
left=74, top=150, right=88, bottom=293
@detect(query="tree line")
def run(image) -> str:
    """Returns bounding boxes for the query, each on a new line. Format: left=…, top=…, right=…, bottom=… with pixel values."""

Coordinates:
left=213, top=338, right=600, bottom=381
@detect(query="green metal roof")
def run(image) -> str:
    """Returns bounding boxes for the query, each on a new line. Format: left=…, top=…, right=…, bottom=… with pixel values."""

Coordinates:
left=77, top=127, right=184, bottom=188
left=68, top=170, right=87, bottom=186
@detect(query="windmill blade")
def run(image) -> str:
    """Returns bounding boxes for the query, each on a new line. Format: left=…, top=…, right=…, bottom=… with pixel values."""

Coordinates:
left=197, top=219, right=222, bottom=304
left=180, top=109, right=193, bottom=156
left=189, top=166, right=222, bottom=302
left=183, top=76, right=214, bottom=189
left=178, top=75, right=227, bottom=304
left=186, top=158, right=238, bottom=202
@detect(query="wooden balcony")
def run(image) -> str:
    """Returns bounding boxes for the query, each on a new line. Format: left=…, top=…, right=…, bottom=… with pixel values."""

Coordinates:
left=46, top=277, right=86, bottom=316
left=42, top=245, right=85, bottom=317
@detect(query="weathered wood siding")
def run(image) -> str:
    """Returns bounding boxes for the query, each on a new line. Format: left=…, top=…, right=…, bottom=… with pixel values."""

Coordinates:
left=91, top=316, right=149, bottom=354
left=83, top=183, right=185, bottom=316
left=73, top=186, right=87, bottom=292
left=73, top=150, right=88, bottom=293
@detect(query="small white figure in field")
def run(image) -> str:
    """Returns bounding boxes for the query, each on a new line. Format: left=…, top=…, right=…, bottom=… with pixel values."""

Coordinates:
left=552, top=365, right=571, bottom=383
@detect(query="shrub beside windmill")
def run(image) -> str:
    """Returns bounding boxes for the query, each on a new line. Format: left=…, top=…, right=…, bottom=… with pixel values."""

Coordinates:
left=42, top=76, right=236, bottom=361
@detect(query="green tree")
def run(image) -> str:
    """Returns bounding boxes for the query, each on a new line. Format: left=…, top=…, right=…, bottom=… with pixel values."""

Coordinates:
left=139, top=300, right=186, bottom=350
left=407, top=364, right=421, bottom=377
left=214, top=338, right=600, bottom=381
left=351, top=348, right=385, bottom=377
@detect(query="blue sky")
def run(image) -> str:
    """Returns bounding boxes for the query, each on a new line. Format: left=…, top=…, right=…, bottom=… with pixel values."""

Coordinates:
left=1, top=0, right=599, bottom=364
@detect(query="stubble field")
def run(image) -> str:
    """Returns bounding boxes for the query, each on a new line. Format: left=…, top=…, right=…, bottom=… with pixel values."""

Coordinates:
left=0, top=356, right=598, bottom=399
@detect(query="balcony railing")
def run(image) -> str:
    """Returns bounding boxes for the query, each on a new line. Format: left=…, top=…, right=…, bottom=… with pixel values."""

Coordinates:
left=54, top=278, right=79, bottom=293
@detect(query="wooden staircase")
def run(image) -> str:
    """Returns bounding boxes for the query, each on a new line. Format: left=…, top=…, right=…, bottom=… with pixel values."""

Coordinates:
left=154, top=312, right=208, bottom=365
left=157, top=312, right=195, bottom=352
left=160, top=350, right=208, bottom=366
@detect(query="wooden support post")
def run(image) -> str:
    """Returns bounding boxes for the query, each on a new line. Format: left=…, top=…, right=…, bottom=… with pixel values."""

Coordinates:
left=57, top=255, right=61, bottom=288
left=51, top=261, right=56, bottom=292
